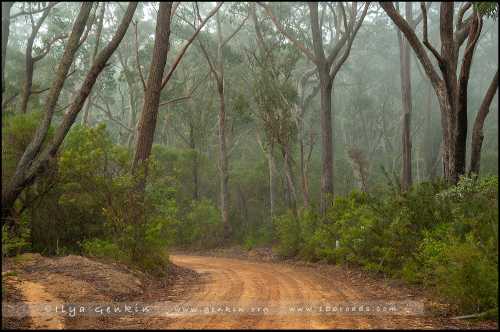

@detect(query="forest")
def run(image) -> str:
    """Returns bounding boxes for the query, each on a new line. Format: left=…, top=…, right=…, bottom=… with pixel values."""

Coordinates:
left=1, top=1, right=499, bottom=329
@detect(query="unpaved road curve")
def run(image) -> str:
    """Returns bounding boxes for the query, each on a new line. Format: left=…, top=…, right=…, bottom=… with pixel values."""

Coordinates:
left=167, top=255, right=444, bottom=329
left=4, top=254, right=495, bottom=329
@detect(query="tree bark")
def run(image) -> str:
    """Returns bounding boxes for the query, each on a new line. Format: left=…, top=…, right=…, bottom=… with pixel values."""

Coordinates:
left=19, top=3, right=57, bottom=114
left=216, top=78, right=231, bottom=238
left=282, top=143, right=297, bottom=215
left=189, top=123, right=199, bottom=200
left=82, top=2, right=106, bottom=125
left=261, top=2, right=368, bottom=214
left=380, top=2, right=483, bottom=184
left=469, top=70, right=498, bottom=174
left=299, top=132, right=310, bottom=209
left=319, top=70, right=334, bottom=213
left=397, top=2, right=413, bottom=191
left=295, top=70, right=318, bottom=210
left=117, top=50, right=138, bottom=147
left=268, top=144, right=276, bottom=221
left=2, top=3, right=93, bottom=224
left=423, top=80, right=439, bottom=180
left=132, top=3, right=172, bottom=171
left=1, top=2, right=14, bottom=96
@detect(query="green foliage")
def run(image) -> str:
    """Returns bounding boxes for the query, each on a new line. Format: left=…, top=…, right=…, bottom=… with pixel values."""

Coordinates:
left=409, top=229, right=498, bottom=313
left=1, top=123, right=182, bottom=275
left=2, top=111, right=52, bottom=180
left=273, top=208, right=319, bottom=259
left=2, top=216, right=31, bottom=257
left=242, top=223, right=274, bottom=251
left=273, top=210, right=301, bottom=257
left=82, top=238, right=128, bottom=262
left=177, top=199, right=224, bottom=249
left=475, top=2, right=499, bottom=19
left=273, top=176, right=498, bottom=315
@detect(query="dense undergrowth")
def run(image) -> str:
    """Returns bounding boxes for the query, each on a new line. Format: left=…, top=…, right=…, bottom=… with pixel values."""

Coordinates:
left=2, top=114, right=225, bottom=275
left=2, top=113, right=498, bottom=316
left=272, top=176, right=498, bottom=317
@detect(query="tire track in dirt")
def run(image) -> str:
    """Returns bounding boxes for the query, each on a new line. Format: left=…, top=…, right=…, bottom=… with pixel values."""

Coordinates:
left=168, top=255, right=433, bottom=329
left=5, top=254, right=495, bottom=329
left=12, top=279, right=65, bottom=329
left=165, top=259, right=245, bottom=329
left=298, top=266, right=384, bottom=329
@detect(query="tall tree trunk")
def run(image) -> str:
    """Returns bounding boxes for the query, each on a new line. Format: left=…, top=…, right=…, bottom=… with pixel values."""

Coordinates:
left=469, top=70, right=499, bottom=174
left=423, top=80, right=436, bottom=180
left=19, top=3, right=56, bottom=114
left=133, top=2, right=172, bottom=171
left=268, top=143, right=276, bottom=221
left=299, top=127, right=310, bottom=209
left=261, top=2, right=368, bottom=214
left=319, top=70, right=333, bottom=214
left=82, top=2, right=106, bottom=126
left=282, top=143, right=297, bottom=215
left=398, top=2, right=413, bottom=191
left=117, top=50, right=137, bottom=147
left=214, top=12, right=231, bottom=239
left=380, top=2, right=483, bottom=185
left=217, top=80, right=231, bottom=238
left=126, top=92, right=137, bottom=148
left=189, top=123, right=199, bottom=200
left=1, top=2, right=14, bottom=96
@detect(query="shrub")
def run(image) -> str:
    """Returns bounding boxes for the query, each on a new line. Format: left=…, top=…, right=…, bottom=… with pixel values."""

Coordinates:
left=242, top=222, right=274, bottom=251
left=2, top=215, right=31, bottom=257
left=81, top=238, right=128, bottom=262
left=297, top=208, right=320, bottom=260
left=178, top=199, right=223, bottom=249
left=273, top=210, right=301, bottom=258
left=412, top=229, right=498, bottom=314
left=272, top=176, right=498, bottom=315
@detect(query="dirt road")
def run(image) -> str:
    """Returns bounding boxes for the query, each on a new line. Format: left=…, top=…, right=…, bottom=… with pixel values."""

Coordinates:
left=3, top=253, right=496, bottom=329
left=165, top=255, right=466, bottom=329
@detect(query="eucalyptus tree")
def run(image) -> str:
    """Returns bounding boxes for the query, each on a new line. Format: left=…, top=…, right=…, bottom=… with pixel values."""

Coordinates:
left=470, top=69, right=498, bottom=174
left=2, top=2, right=138, bottom=224
left=260, top=2, right=369, bottom=214
left=181, top=2, right=249, bottom=238
left=381, top=2, right=498, bottom=183
left=132, top=2, right=222, bottom=173
left=394, top=2, right=428, bottom=190
left=249, top=2, right=301, bottom=215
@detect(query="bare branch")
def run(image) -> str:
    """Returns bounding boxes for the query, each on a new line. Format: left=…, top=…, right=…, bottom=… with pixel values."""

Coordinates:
left=10, top=3, right=58, bottom=19
left=258, top=2, right=316, bottom=63
left=221, top=12, right=249, bottom=49
left=379, top=2, right=442, bottom=87
left=421, top=2, right=443, bottom=64
left=412, top=2, right=431, bottom=27
left=251, top=3, right=268, bottom=55
left=159, top=71, right=209, bottom=107
left=160, top=2, right=222, bottom=90
left=462, top=12, right=482, bottom=61
left=456, top=2, right=472, bottom=30
left=133, top=21, right=146, bottom=91
left=330, top=2, right=369, bottom=79
left=77, top=3, right=98, bottom=48
left=93, top=99, right=133, bottom=133
left=171, top=2, right=180, bottom=19
left=31, top=87, right=51, bottom=94
left=33, top=33, right=68, bottom=62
